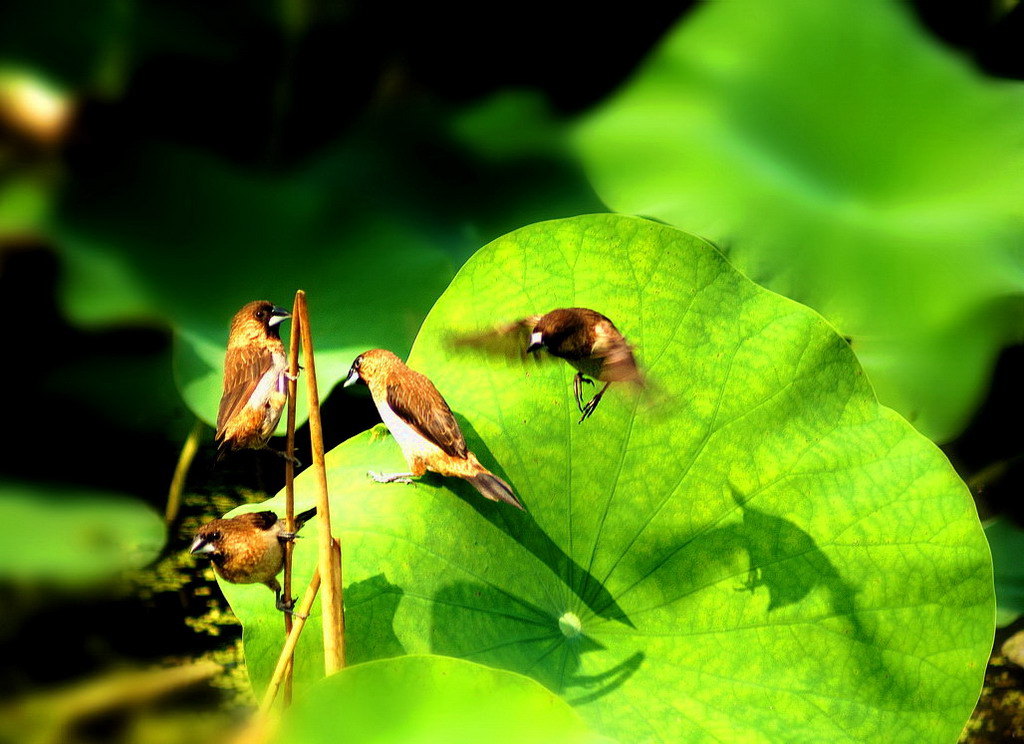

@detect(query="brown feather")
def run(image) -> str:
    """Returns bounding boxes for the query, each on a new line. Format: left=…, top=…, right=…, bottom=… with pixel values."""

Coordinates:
left=448, top=316, right=542, bottom=362
left=216, top=344, right=278, bottom=437
left=533, top=308, right=640, bottom=383
left=235, top=510, right=279, bottom=531
left=588, top=318, right=641, bottom=383
left=386, top=372, right=468, bottom=459
left=346, top=349, right=525, bottom=509
left=214, top=300, right=290, bottom=454
left=452, top=308, right=640, bottom=383
left=190, top=507, right=317, bottom=588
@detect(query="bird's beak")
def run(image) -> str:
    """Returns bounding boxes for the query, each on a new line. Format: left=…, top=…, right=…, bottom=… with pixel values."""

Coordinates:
left=527, top=331, right=544, bottom=353
left=268, top=306, right=291, bottom=326
left=343, top=367, right=361, bottom=388
left=189, top=536, right=214, bottom=555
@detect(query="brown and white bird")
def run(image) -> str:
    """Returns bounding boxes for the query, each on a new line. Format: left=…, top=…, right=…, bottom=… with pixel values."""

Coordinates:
left=343, top=349, right=524, bottom=510
left=189, top=506, right=317, bottom=613
left=215, top=300, right=292, bottom=459
left=454, top=307, right=642, bottom=423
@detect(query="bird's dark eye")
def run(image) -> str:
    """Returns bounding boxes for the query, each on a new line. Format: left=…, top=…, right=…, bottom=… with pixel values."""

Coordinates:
left=254, top=309, right=266, bottom=320
left=209, top=531, right=221, bottom=542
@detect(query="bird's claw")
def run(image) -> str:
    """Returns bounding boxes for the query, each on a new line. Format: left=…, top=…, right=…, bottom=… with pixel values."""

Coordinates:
left=572, top=373, right=589, bottom=413
left=572, top=373, right=599, bottom=415
left=575, top=380, right=610, bottom=424
left=270, top=448, right=302, bottom=467
left=578, top=400, right=599, bottom=424
left=280, top=604, right=308, bottom=620
left=368, top=470, right=414, bottom=485
left=275, top=593, right=306, bottom=618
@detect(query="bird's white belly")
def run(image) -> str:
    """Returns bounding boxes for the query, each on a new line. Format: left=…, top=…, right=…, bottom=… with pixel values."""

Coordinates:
left=246, top=350, right=288, bottom=409
left=375, top=399, right=441, bottom=466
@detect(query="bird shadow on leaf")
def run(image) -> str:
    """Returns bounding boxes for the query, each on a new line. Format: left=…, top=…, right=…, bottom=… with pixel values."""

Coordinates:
left=344, top=573, right=407, bottom=665
left=723, top=487, right=911, bottom=704
left=726, top=487, right=861, bottom=621
left=451, top=414, right=634, bottom=630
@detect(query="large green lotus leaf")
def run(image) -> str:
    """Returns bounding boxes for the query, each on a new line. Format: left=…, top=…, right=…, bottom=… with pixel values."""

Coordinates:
left=0, top=483, right=165, bottom=583
left=277, top=655, right=609, bottom=744
left=223, top=215, right=991, bottom=742
left=575, top=0, right=1024, bottom=442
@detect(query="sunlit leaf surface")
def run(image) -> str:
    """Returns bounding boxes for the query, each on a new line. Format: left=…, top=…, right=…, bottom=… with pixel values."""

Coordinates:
left=224, top=215, right=991, bottom=742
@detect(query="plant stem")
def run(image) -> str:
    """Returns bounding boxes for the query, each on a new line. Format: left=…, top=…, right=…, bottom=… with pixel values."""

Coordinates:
left=165, top=417, right=204, bottom=525
left=258, top=565, right=322, bottom=715
left=281, top=290, right=303, bottom=704
left=295, top=290, right=346, bottom=673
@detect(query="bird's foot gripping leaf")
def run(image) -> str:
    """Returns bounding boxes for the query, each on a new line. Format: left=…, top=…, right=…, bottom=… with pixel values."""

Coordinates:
left=368, top=471, right=416, bottom=485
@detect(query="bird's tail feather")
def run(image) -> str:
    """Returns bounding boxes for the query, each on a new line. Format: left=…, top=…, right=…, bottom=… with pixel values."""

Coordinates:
left=467, top=472, right=524, bottom=510
left=295, top=506, right=318, bottom=528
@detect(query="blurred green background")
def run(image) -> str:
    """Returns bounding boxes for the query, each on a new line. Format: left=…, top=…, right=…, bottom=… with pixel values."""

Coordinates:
left=0, top=0, right=1021, bottom=742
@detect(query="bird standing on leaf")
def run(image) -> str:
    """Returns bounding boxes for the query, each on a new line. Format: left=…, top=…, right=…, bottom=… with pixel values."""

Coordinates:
left=343, top=349, right=524, bottom=510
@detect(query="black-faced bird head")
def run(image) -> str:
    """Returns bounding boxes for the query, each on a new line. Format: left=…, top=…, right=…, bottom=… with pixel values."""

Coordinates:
left=189, top=525, right=223, bottom=559
left=528, top=309, right=584, bottom=355
left=228, top=300, right=291, bottom=343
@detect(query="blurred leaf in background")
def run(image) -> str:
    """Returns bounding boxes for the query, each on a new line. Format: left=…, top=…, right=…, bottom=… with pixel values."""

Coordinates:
left=576, top=0, right=1024, bottom=442
left=0, top=483, right=165, bottom=584
left=51, top=109, right=603, bottom=428
left=4, top=0, right=607, bottom=434
left=52, top=134, right=459, bottom=430
left=986, top=517, right=1024, bottom=627
left=0, top=0, right=129, bottom=94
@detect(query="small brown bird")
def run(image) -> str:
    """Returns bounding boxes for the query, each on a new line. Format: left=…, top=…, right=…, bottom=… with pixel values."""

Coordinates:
left=454, top=307, right=641, bottom=423
left=215, top=300, right=292, bottom=460
left=343, top=349, right=524, bottom=510
left=189, top=507, right=317, bottom=612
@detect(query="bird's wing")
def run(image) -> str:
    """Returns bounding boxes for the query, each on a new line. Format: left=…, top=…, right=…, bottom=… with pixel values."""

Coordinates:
left=216, top=345, right=277, bottom=440
left=591, top=321, right=643, bottom=383
left=386, top=372, right=468, bottom=459
left=446, top=316, right=543, bottom=361
left=235, top=511, right=280, bottom=531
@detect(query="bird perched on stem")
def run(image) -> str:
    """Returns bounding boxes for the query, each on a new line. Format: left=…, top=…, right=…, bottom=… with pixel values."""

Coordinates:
left=215, top=300, right=294, bottom=460
left=343, top=349, right=524, bottom=510
left=453, top=307, right=642, bottom=423
left=189, top=507, right=317, bottom=613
